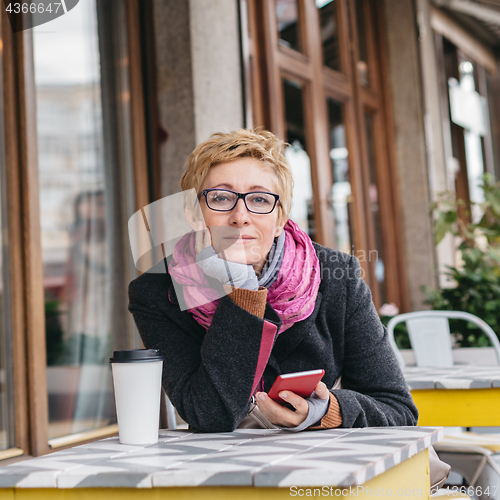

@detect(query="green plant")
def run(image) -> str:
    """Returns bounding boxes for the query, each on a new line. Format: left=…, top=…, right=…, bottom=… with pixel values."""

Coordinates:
left=380, top=315, right=411, bottom=349
left=378, top=303, right=411, bottom=349
left=45, top=299, right=64, bottom=366
left=423, top=173, right=500, bottom=347
left=45, top=299, right=112, bottom=366
left=58, top=333, right=112, bottom=366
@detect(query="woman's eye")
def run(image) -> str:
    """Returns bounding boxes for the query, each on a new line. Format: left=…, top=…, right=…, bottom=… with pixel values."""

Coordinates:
left=210, top=194, right=228, bottom=202
left=250, top=196, right=271, bottom=204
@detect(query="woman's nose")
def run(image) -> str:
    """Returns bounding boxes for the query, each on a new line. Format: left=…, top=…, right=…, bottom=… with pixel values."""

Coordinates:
left=228, top=198, right=250, bottom=225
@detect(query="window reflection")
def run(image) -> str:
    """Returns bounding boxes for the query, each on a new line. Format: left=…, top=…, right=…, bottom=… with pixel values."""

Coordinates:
left=364, top=113, right=387, bottom=305
left=33, top=0, right=115, bottom=439
left=0, top=166, right=13, bottom=452
left=316, top=0, right=341, bottom=72
left=355, top=0, right=369, bottom=87
left=0, top=17, right=14, bottom=451
left=283, top=78, right=315, bottom=240
left=454, top=59, right=486, bottom=223
left=327, top=99, right=353, bottom=254
left=276, top=0, right=301, bottom=52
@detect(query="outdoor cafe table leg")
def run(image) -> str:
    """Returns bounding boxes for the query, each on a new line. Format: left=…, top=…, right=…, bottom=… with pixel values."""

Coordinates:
left=411, top=388, right=500, bottom=427
left=0, top=449, right=432, bottom=500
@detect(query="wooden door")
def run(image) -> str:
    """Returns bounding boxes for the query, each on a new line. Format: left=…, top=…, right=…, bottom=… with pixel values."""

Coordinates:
left=247, top=0, right=408, bottom=310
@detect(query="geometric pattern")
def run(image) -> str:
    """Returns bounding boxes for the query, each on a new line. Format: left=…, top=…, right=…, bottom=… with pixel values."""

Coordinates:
left=0, top=427, right=442, bottom=488
left=403, top=366, right=500, bottom=389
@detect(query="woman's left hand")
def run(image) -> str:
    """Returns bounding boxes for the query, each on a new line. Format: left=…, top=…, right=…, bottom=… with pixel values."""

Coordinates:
left=255, top=381, right=329, bottom=428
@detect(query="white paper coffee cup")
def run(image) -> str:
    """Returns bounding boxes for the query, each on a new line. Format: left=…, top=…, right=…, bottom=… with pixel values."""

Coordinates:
left=110, top=349, right=164, bottom=445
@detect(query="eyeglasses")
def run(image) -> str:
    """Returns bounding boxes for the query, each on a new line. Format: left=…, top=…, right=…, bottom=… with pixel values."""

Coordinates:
left=198, top=189, right=280, bottom=214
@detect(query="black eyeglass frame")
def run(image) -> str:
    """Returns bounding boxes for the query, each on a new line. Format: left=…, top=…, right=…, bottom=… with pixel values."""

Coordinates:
left=198, top=189, right=280, bottom=214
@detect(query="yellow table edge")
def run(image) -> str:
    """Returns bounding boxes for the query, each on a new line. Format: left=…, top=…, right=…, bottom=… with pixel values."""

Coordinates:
left=0, top=449, right=430, bottom=500
left=411, top=387, right=500, bottom=427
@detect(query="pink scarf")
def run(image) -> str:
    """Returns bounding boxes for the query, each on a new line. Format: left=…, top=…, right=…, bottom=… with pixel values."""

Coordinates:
left=168, top=219, right=320, bottom=332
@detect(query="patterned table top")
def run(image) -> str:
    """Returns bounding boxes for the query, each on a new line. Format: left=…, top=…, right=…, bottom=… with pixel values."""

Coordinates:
left=0, top=427, right=442, bottom=489
left=403, top=365, right=500, bottom=390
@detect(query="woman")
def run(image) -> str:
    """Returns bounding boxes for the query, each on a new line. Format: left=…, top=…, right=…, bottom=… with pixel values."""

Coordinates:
left=128, top=128, right=418, bottom=432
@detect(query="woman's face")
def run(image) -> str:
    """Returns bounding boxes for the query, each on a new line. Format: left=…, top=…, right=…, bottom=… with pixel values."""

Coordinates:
left=198, top=157, right=286, bottom=274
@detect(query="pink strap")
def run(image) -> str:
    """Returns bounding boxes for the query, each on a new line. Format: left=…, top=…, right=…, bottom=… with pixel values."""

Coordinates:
left=250, top=320, right=277, bottom=395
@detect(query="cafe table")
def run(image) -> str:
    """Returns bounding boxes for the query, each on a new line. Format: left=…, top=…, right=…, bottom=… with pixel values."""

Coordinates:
left=0, top=426, right=442, bottom=500
left=403, top=366, right=500, bottom=427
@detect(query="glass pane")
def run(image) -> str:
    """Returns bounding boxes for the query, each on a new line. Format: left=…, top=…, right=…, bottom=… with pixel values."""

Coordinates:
left=283, top=78, right=315, bottom=240
left=327, top=99, right=353, bottom=254
left=453, top=58, right=486, bottom=222
left=354, top=0, right=369, bottom=87
left=0, top=14, right=15, bottom=452
left=0, top=160, right=14, bottom=453
left=0, top=185, right=11, bottom=452
left=33, top=0, right=116, bottom=439
left=316, top=0, right=341, bottom=72
left=364, top=113, right=387, bottom=305
left=276, top=0, right=302, bottom=52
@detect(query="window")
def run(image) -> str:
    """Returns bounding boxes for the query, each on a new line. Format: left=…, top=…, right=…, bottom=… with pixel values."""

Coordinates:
left=33, top=0, right=115, bottom=441
left=0, top=16, right=15, bottom=454
left=0, top=0, right=151, bottom=458
left=434, top=20, right=499, bottom=224
left=327, top=98, right=352, bottom=255
left=283, top=78, right=315, bottom=238
left=317, top=0, right=341, bottom=72
left=0, top=7, right=19, bottom=461
left=248, top=0, right=407, bottom=310
left=276, top=0, right=303, bottom=52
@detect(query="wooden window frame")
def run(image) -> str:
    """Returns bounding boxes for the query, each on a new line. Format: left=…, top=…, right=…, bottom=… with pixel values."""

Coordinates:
left=0, top=0, right=151, bottom=460
left=1, top=8, right=30, bottom=460
left=2, top=17, right=48, bottom=457
left=349, top=0, right=405, bottom=308
left=247, top=0, right=409, bottom=310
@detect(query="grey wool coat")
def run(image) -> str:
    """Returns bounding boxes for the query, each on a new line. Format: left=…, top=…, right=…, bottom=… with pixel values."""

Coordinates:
left=128, top=242, right=418, bottom=432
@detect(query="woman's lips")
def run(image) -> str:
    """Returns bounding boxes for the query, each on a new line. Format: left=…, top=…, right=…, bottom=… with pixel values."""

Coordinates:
left=224, top=236, right=256, bottom=243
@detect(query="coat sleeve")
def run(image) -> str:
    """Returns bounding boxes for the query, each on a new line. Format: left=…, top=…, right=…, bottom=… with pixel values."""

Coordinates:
left=128, top=274, right=279, bottom=432
left=330, top=255, right=419, bottom=427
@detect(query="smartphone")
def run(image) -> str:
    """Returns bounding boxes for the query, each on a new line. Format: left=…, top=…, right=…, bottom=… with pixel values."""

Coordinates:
left=267, top=369, right=325, bottom=402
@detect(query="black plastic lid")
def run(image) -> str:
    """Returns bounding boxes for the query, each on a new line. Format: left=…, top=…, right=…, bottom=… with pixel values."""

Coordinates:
left=109, top=349, right=164, bottom=363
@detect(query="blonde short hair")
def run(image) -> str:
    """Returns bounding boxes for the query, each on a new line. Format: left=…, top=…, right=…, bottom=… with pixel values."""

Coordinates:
left=179, top=129, right=293, bottom=224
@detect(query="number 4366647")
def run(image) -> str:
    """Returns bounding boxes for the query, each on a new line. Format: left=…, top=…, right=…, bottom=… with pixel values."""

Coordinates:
left=6, top=3, right=63, bottom=14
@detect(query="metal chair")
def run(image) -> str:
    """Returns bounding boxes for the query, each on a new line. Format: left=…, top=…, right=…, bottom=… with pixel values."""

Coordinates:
left=387, top=310, right=500, bottom=368
left=160, top=389, right=177, bottom=429
left=436, top=435, right=500, bottom=499
left=387, top=310, right=500, bottom=497
left=165, top=395, right=177, bottom=429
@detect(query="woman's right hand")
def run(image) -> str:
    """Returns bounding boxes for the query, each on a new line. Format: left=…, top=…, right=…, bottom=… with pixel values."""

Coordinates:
left=195, top=227, right=258, bottom=291
left=255, top=381, right=329, bottom=428
left=194, top=226, right=213, bottom=257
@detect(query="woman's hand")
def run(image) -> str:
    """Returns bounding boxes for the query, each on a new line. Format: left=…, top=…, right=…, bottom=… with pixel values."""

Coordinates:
left=255, top=381, right=329, bottom=428
left=194, top=227, right=212, bottom=257
left=195, top=227, right=258, bottom=290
